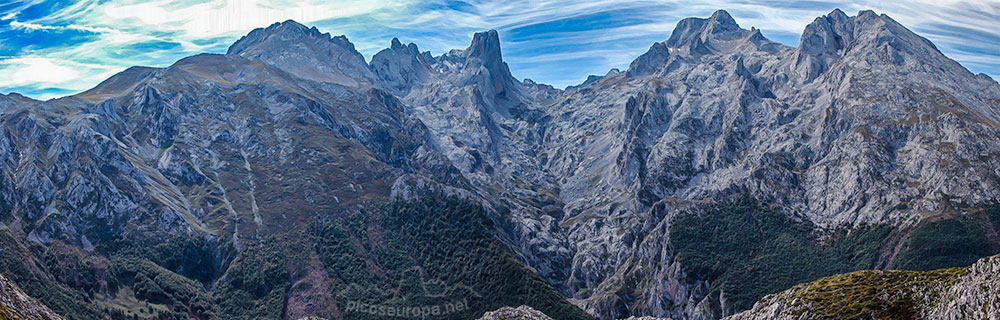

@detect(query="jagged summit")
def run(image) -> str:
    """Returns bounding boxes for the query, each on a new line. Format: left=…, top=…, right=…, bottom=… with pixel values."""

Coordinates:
left=371, top=37, right=433, bottom=95
left=464, top=30, right=514, bottom=95
left=797, top=8, right=930, bottom=56
left=265, top=19, right=312, bottom=35
left=798, top=9, right=852, bottom=56
left=226, top=19, right=376, bottom=87
left=228, top=20, right=326, bottom=55
left=666, top=9, right=751, bottom=53
left=791, top=8, right=960, bottom=83
left=467, top=30, right=503, bottom=61
left=705, top=9, right=740, bottom=32
left=627, top=10, right=781, bottom=76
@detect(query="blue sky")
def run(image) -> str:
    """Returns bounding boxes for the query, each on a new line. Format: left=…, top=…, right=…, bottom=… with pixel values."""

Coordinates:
left=1, top=0, right=998, bottom=100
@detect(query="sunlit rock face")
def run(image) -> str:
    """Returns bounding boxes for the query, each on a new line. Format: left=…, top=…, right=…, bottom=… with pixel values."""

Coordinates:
left=1, top=8, right=999, bottom=320
left=369, top=9, right=1000, bottom=319
left=535, top=9, right=1000, bottom=319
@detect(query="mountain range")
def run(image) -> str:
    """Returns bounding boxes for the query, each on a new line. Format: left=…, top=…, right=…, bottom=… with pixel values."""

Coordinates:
left=1, top=8, right=999, bottom=320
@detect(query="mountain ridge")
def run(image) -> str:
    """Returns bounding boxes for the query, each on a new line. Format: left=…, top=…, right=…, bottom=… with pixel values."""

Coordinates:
left=0, top=8, right=998, bottom=320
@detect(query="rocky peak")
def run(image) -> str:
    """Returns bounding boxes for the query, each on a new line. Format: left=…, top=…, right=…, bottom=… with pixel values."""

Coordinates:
left=477, top=306, right=554, bottom=320
left=228, top=20, right=318, bottom=55
left=798, top=9, right=853, bottom=57
left=464, top=30, right=515, bottom=95
left=371, top=38, right=433, bottom=95
left=705, top=9, right=740, bottom=33
left=797, top=9, right=928, bottom=57
left=388, top=37, right=426, bottom=56
left=467, top=30, right=503, bottom=65
left=743, top=27, right=772, bottom=48
left=850, top=10, right=941, bottom=56
left=226, top=19, right=376, bottom=87
left=666, top=9, right=749, bottom=53
left=792, top=9, right=950, bottom=83
left=626, top=42, right=670, bottom=76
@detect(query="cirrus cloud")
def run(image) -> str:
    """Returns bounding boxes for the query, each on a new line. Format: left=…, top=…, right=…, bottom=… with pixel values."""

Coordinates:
left=1, top=0, right=998, bottom=100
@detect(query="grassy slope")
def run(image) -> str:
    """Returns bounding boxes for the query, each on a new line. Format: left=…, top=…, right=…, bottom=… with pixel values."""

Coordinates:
left=785, top=266, right=966, bottom=319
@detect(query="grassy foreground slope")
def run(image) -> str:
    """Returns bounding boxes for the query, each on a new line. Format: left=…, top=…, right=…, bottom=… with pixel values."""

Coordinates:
left=727, top=254, right=1000, bottom=320
left=668, top=197, right=1000, bottom=315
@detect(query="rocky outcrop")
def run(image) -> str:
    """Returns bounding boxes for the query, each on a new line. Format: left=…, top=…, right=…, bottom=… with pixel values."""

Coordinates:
left=370, top=38, right=434, bottom=95
left=477, top=305, right=675, bottom=320
left=0, top=273, right=63, bottom=320
left=927, top=255, right=1000, bottom=319
left=726, top=254, right=1000, bottom=320
left=477, top=306, right=554, bottom=320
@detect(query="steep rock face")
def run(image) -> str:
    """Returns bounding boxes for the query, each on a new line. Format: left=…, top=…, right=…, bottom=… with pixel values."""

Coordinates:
left=792, top=9, right=853, bottom=83
left=0, top=21, right=585, bottom=320
left=486, top=9, right=1000, bottom=320
left=0, top=272, right=63, bottom=320
left=0, top=51, right=447, bottom=252
left=370, top=38, right=434, bottom=96
left=726, top=254, right=1000, bottom=320
left=390, top=30, right=575, bottom=284
left=928, top=255, right=1000, bottom=319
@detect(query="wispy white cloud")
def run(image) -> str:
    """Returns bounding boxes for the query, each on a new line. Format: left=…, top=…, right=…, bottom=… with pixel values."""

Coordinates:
left=96, top=0, right=407, bottom=37
left=1, top=0, right=998, bottom=98
left=0, top=57, right=119, bottom=90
